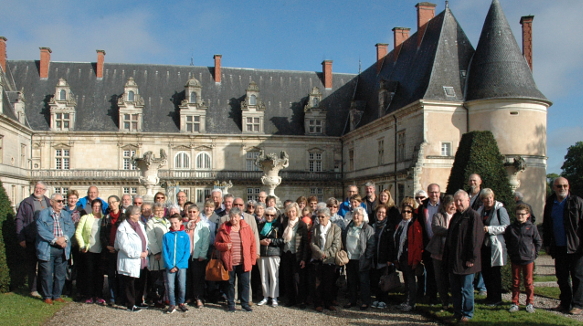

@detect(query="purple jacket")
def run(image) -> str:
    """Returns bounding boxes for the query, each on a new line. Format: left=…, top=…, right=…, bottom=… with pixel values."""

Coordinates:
left=15, top=194, right=51, bottom=243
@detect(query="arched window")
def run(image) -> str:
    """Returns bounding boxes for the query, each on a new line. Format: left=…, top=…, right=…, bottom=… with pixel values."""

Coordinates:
left=196, top=152, right=211, bottom=170
left=128, top=91, right=135, bottom=102
left=59, top=89, right=66, bottom=100
left=190, top=92, right=197, bottom=103
left=249, top=95, right=257, bottom=106
left=174, top=152, right=190, bottom=169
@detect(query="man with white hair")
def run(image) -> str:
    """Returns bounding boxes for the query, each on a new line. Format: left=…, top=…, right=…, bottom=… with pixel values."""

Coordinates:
left=15, top=181, right=51, bottom=298
left=443, top=190, right=484, bottom=322
left=36, top=193, right=75, bottom=304
left=211, top=188, right=226, bottom=217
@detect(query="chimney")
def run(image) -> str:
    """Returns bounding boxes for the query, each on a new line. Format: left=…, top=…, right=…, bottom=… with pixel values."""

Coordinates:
left=0, top=36, right=6, bottom=73
left=96, top=50, right=106, bottom=79
left=213, top=54, right=222, bottom=83
left=322, top=60, right=333, bottom=89
left=392, top=27, right=411, bottom=60
left=375, top=43, right=388, bottom=73
left=416, top=2, right=436, bottom=46
left=520, top=15, right=534, bottom=70
left=39, top=47, right=52, bottom=79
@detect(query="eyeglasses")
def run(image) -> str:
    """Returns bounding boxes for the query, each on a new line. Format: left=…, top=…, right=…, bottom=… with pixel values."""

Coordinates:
left=54, top=199, right=64, bottom=203
left=233, top=203, right=244, bottom=206
left=188, top=210, right=198, bottom=214
left=402, top=210, right=413, bottom=214
left=35, top=187, right=46, bottom=191
left=556, top=184, right=569, bottom=188
left=317, top=215, right=327, bottom=219
left=155, top=197, right=165, bottom=199
left=415, top=197, right=425, bottom=200
left=327, top=205, right=338, bottom=208
left=265, top=214, right=275, bottom=217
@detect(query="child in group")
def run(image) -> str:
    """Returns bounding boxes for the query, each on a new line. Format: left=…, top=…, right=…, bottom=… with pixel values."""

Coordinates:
left=162, top=214, right=191, bottom=313
left=504, top=204, right=542, bottom=313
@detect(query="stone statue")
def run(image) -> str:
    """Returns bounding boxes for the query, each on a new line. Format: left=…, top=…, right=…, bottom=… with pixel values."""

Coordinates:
left=133, top=149, right=167, bottom=201
left=213, top=180, right=233, bottom=195
left=504, top=155, right=526, bottom=193
left=255, top=150, right=289, bottom=205
left=161, top=181, right=179, bottom=205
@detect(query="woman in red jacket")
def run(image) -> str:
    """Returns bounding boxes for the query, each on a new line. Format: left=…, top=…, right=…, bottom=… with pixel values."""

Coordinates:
left=393, top=197, right=423, bottom=312
left=215, top=207, right=257, bottom=312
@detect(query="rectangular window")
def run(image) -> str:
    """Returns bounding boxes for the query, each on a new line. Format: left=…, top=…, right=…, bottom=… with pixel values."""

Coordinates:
left=123, top=150, right=137, bottom=170
left=246, top=117, right=260, bottom=132
left=308, top=119, right=323, bottom=133
left=310, top=188, right=324, bottom=202
left=123, top=114, right=139, bottom=131
left=397, top=131, right=406, bottom=161
left=186, top=115, right=201, bottom=132
left=309, top=152, right=322, bottom=172
left=397, top=183, right=405, bottom=208
left=378, top=139, right=384, bottom=165
left=441, top=142, right=452, bottom=156
left=246, top=152, right=260, bottom=171
left=123, top=187, right=137, bottom=194
left=55, top=149, right=70, bottom=170
left=247, top=187, right=261, bottom=202
left=54, top=187, right=69, bottom=194
left=54, top=113, right=71, bottom=130
left=21, top=143, right=27, bottom=168
left=349, top=149, right=354, bottom=171
left=196, top=188, right=212, bottom=204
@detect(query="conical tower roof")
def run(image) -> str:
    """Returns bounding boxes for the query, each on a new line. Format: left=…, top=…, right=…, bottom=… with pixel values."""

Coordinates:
left=465, top=0, right=548, bottom=102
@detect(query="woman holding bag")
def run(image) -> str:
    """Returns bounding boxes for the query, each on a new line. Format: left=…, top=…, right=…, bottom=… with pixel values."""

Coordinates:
left=215, top=207, right=257, bottom=312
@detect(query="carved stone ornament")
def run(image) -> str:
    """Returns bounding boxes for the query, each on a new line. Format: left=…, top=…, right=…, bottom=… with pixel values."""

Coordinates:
left=255, top=150, right=289, bottom=204
left=133, top=149, right=167, bottom=201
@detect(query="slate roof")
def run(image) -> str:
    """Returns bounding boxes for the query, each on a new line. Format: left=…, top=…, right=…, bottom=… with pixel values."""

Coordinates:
left=1, top=90, right=19, bottom=122
left=6, top=61, right=357, bottom=136
left=465, top=0, right=548, bottom=102
left=354, top=7, right=475, bottom=127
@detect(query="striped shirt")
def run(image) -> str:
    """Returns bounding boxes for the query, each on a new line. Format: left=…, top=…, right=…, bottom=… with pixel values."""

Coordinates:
left=230, top=229, right=243, bottom=266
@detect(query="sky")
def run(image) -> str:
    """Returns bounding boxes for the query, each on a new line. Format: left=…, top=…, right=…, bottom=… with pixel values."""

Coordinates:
left=1, top=0, right=581, bottom=174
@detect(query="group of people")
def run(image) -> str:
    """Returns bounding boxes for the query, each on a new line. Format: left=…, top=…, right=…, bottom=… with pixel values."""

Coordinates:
left=13, top=174, right=583, bottom=322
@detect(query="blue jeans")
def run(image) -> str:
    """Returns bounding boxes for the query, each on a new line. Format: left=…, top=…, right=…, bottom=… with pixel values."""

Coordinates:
left=165, top=268, right=187, bottom=306
left=474, top=272, right=486, bottom=292
left=228, top=265, right=250, bottom=308
left=450, top=273, right=475, bottom=319
left=39, top=246, right=67, bottom=300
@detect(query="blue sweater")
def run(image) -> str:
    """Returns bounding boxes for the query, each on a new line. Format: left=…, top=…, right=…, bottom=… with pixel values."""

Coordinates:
left=162, top=228, right=191, bottom=270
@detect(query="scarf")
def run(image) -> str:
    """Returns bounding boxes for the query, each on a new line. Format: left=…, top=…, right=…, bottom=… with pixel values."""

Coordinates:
left=318, top=221, right=332, bottom=250
left=128, top=219, right=147, bottom=269
left=283, top=217, right=299, bottom=243
left=260, top=221, right=273, bottom=237
left=395, top=219, right=411, bottom=262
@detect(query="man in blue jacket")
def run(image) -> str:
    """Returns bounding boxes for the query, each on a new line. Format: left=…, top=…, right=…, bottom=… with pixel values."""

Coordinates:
left=77, top=185, right=108, bottom=214
left=163, top=214, right=191, bottom=314
left=36, top=193, right=74, bottom=304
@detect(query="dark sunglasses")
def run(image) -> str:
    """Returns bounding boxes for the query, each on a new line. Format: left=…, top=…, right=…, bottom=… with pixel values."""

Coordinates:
left=265, top=214, right=275, bottom=217
left=54, top=199, right=64, bottom=203
left=402, top=210, right=413, bottom=214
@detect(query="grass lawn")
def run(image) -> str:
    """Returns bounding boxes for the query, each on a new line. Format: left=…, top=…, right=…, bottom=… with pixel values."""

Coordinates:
left=418, top=301, right=580, bottom=325
left=534, top=275, right=557, bottom=282
left=0, top=288, right=69, bottom=326
left=534, top=287, right=561, bottom=299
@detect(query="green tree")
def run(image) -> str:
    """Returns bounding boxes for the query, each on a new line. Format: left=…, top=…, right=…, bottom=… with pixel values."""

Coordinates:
left=561, top=141, right=583, bottom=197
left=0, top=181, right=15, bottom=292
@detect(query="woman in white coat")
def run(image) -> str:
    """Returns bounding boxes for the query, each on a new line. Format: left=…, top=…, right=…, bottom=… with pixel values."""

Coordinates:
left=115, top=205, right=149, bottom=312
left=476, top=188, right=509, bottom=306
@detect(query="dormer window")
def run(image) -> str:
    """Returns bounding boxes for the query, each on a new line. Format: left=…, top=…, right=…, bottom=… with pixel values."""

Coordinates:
left=117, top=77, right=144, bottom=132
left=241, top=81, right=265, bottom=134
left=179, top=78, right=207, bottom=133
left=304, top=86, right=326, bottom=135
left=49, top=78, right=76, bottom=131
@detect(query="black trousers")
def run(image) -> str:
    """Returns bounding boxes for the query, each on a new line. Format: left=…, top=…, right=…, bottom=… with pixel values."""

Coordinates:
left=123, top=268, right=147, bottom=309
left=312, top=262, right=336, bottom=308
left=481, top=245, right=502, bottom=303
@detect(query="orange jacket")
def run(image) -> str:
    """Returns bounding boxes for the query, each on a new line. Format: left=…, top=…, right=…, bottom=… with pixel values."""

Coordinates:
left=215, top=219, right=257, bottom=272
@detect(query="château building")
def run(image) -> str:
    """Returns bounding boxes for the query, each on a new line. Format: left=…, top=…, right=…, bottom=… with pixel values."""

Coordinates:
left=0, top=0, right=550, bottom=217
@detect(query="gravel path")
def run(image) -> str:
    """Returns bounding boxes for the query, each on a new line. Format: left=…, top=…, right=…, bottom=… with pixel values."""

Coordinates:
left=44, top=302, right=439, bottom=326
